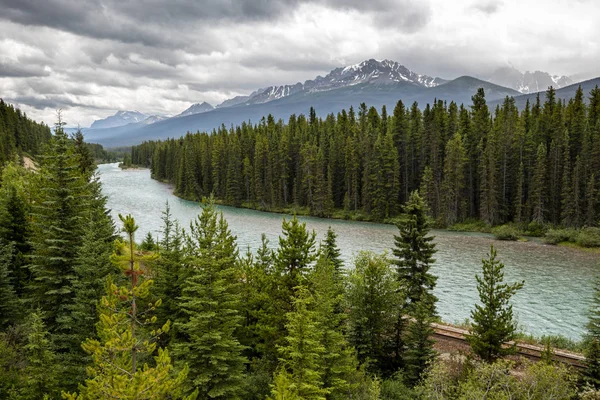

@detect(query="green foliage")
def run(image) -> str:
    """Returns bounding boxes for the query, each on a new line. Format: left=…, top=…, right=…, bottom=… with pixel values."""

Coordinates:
left=543, top=227, right=600, bottom=248
left=27, top=126, right=94, bottom=328
left=346, top=251, right=402, bottom=374
left=0, top=99, right=52, bottom=167
left=321, top=226, right=343, bottom=272
left=491, top=224, right=521, bottom=241
left=140, top=231, right=157, bottom=251
left=543, top=228, right=580, bottom=244
left=0, top=242, right=20, bottom=329
left=65, top=275, right=191, bottom=399
left=417, top=358, right=577, bottom=400
left=467, top=246, right=524, bottom=362
left=403, top=300, right=436, bottom=385
left=275, top=286, right=328, bottom=400
left=22, top=312, right=58, bottom=400
left=380, top=373, right=418, bottom=400
left=394, top=191, right=438, bottom=310
left=174, top=202, right=247, bottom=399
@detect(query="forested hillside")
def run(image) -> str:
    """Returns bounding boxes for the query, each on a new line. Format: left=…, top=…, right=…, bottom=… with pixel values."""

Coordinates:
left=0, top=99, right=52, bottom=166
left=131, top=86, right=600, bottom=230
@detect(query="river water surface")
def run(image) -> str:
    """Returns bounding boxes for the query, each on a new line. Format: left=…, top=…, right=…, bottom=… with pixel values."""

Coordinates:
left=98, top=163, right=599, bottom=340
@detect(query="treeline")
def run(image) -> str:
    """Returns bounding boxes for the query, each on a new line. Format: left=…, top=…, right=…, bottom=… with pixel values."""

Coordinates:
left=131, top=86, right=600, bottom=229
left=1, top=123, right=599, bottom=399
left=84, top=141, right=121, bottom=163
left=0, top=99, right=52, bottom=166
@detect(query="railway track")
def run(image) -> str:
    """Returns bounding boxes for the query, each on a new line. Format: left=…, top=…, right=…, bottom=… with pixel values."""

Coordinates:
left=431, top=322, right=586, bottom=369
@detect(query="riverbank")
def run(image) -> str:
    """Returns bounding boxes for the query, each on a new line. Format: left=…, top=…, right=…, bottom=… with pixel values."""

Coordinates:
left=174, top=188, right=600, bottom=252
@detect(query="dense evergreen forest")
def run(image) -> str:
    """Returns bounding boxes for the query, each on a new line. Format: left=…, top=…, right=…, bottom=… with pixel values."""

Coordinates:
left=131, top=86, right=600, bottom=232
left=1, top=97, right=600, bottom=399
left=0, top=99, right=52, bottom=166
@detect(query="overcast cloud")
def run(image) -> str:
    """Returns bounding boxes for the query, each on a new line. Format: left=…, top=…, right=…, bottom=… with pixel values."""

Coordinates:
left=0, top=0, right=598, bottom=127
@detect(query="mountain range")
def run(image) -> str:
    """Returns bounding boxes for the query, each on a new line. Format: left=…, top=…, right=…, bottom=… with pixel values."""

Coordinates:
left=485, top=66, right=573, bottom=94
left=80, top=59, right=592, bottom=147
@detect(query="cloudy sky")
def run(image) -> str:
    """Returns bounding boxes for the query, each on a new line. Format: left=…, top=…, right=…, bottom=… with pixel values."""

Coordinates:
left=0, top=0, right=598, bottom=127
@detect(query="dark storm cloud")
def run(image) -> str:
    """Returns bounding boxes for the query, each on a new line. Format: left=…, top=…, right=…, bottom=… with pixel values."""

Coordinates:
left=0, top=0, right=431, bottom=48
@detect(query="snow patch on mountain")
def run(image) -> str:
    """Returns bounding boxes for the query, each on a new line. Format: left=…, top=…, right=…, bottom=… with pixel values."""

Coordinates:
left=218, top=59, right=447, bottom=108
left=90, top=110, right=149, bottom=129
left=487, top=66, right=574, bottom=94
left=177, top=102, right=214, bottom=117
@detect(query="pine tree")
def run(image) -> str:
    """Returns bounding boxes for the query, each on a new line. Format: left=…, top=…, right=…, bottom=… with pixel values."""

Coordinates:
left=275, top=286, right=328, bottom=400
left=0, top=242, right=19, bottom=329
left=64, top=215, right=194, bottom=400
left=585, top=279, right=600, bottom=387
left=586, top=174, right=597, bottom=226
left=346, top=251, right=402, bottom=374
left=174, top=203, right=247, bottom=399
left=467, top=245, right=524, bottom=362
left=22, top=311, right=58, bottom=400
left=403, top=299, right=436, bottom=385
left=57, top=204, right=116, bottom=389
left=153, top=202, right=188, bottom=346
left=275, top=215, right=317, bottom=293
left=321, top=226, right=343, bottom=273
left=140, top=231, right=157, bottom=251
left=442, top=131, right=466, bottom=226
left=310, top=258, right=357, bottom=398
left=27, top=121, right=92, bottom=328
left=393, top=191, right=437, bottom=310
left=530, top=143, right=547, bottom=225
left=0, top=174, right=30, bottom=297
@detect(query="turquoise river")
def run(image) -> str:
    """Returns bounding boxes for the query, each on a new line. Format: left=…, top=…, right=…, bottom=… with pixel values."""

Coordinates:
left=98, top=163, right=599, bottom=340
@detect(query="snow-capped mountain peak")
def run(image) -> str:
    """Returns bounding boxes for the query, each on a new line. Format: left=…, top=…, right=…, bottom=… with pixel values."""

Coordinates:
left=486, top=66, right=574, bottom=94
left=90, top=110, right=149, bottom=129
left=177, top=102, right=214, bottom=117
left=221, top=59, right=446, bottom=107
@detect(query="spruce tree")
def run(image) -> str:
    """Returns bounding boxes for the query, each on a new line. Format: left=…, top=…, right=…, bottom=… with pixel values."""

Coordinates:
left=467, top=245, right=524, bottom=362
left=585, top=279, right=600, bottom=387
left=0, top=177, right=30, bottom=297
left=274, top=286, right=328, bottom=400
left=275, top=214, right=317, bottom=293
left=153, top=202, right=188, bottom=346
left=403, top=299, right=436, bottom=385
left=393, top=191, right=437, bottom=310
left=321, top=226, right=343, bottom=273
left=27, top=121, right=92, bottom=328
left=64, top=215, right=194, bottom=400
left=174, top=203, right=247, bottom=399
left=310, top=258, right=357, bottom=398
left=22, top=311, right=58, bottom=400
left=530, top=143, right=547, bottom=225
left=346, top=251, right=402, bottom=374
left=58, top=204, right=116, bottom=389
left=442, top=131, right=466, bottom=226
left=0, top=242, right=19, bottom=329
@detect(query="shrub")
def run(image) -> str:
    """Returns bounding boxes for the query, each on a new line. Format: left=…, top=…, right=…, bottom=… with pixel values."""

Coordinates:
left=380, top=374, right=417, bottom=400
left=543, top=228, right=578, bottom=245
left=576, top=227, right=600, bottom=248
left=526, top=221, right=546, bottom=237
left=492, top=225, right=521, bottom=241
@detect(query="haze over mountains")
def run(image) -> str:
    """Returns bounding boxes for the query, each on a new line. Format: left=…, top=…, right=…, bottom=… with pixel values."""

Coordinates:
left=80, top=59, right=592, bottom=147
left=485, top=66, right=574, bottom=94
